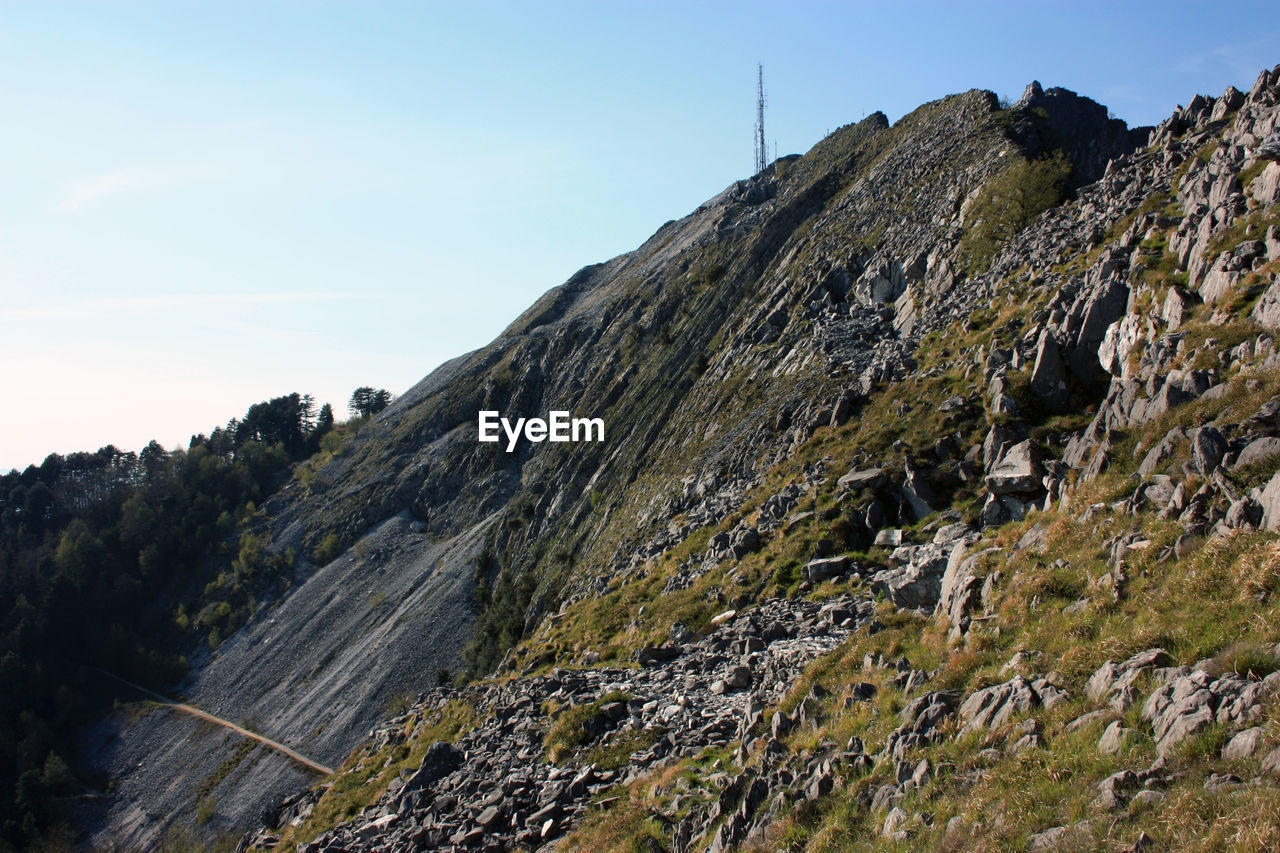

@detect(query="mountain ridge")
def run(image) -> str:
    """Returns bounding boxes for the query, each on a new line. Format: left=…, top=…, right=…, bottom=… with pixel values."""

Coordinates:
left=82, top=66, right=1280, bottom=852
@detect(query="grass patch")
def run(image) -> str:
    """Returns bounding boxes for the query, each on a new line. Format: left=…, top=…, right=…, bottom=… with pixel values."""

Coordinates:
left=544, top=691, right=630, bottom=764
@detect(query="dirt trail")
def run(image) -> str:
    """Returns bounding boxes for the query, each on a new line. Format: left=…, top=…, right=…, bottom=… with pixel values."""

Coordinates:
left=94, top=669, right=334, bottom=775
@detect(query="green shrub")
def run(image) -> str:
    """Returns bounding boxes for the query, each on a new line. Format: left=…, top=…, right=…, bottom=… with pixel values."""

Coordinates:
left=313, top=533, right=344, bottom=565
left=195, top=794, right=216, bottom=826
left=961, top=152, right=1072, bottom=274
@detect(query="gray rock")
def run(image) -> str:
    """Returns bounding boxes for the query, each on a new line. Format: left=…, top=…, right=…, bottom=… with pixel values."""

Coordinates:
left=986, top=440, right=1044, bottom=496
left=1098, top=720, right=1135, bottom=755
left=1086, top=648, right=1173, bottom=709
left=870, top=542, right=957, bottom=611
left=1254, top=162, right=1280, bottom=206
left=990, top=392, right=1019, bottom=417
left=982, top=423, right=1022, bottom=472
left=881, top=806, right=910, bottom=838
left=1253, top=277, right=1280, bottom=330
left=1064, top=709, right=1111, bottom=734
left=476, top=804, right=504, bottom=828
left=1234, top=437, right=1280, bottom=470
left=1260, top=129, right=1280, bottom=162
left=959, top=675, right=1065, bottom=733
left=1163, top=286, right=1198, bottom=330
left=804, top=556, right=851, bottom=583
left=403, top=742, right=464, bottom=794
left=900, top=462, right=937, bottom=521
left=1257, top=470, right=1280, bottom=531
left=1140, top=667, right=1266, bottom=755
left=1027, top=826, right=1068, bottom=852
left=874, top=528, right=903, bottom=547
left=1200, top=264, right=1240, bottom=305
left=934, top=546, right=988, bottom=640
left=1190, top=426, right=1228, bottom=475
left=1225, top=497, right=1262, bottom=529
left=831, top=390, right=860, bottom=426
left=1098, top=314, right=1142, bottom=378
left=1066, top=276, right=1129, bottom=393
left=724, top=665, right=752, bottom=690
left=1029, top=331, right=1071, bottom=413
left=1130, top=790, right=1165, bottom=808
left=1095, top=769, right=1139, bottom=810
left=1221, top=726, right=1269, bottom=761
left=837, top=467, right=886, bottom=490
left=1261, top=746, right=1280, bottom=776
left=1204, top=772, right=1243, bottom=792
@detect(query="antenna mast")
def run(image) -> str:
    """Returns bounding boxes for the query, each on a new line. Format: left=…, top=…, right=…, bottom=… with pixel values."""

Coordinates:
left=754, top=63, right=767, bottom=175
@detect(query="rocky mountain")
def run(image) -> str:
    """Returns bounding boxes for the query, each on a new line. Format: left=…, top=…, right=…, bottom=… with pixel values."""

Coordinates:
left=84, top=64, right=1280, bottom=853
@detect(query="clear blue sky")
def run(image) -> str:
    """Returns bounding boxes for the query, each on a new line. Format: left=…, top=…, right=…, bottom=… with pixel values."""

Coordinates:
left=1, top=1, right=1276, bottom=471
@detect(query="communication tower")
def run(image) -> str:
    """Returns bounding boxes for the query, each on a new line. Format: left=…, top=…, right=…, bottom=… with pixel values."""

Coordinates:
left=754, top=64, right=767, bottom=175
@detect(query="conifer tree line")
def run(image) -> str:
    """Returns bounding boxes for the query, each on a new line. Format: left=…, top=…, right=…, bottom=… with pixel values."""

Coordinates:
left=0, top=386, right=387, bottom=848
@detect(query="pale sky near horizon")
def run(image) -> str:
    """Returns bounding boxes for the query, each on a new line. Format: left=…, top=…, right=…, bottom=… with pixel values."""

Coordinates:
left=1, top=1, right=1277, bottom=472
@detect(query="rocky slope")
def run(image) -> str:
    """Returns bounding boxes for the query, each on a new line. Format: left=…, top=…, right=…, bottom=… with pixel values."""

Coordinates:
left=90, top=64, right=1280, bottom=853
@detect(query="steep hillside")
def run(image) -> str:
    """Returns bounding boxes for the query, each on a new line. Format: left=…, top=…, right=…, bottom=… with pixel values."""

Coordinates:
left=86, top=65, right=1280, bottom=852
left=228, top=66, right=1280, bottom=853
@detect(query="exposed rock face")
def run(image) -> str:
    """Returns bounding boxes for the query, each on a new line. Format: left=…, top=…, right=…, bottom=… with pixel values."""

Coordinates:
left=870, top=538, right=966, bottom=611
left=1141, top=668, right=1278, bottom=755
left=959, top=675, right=1068, bottom=733
left=1013, top=80, right=1152, bottom=188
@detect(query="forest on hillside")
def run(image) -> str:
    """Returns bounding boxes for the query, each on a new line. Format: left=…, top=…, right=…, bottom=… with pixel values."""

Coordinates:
left=0, top=388, right=390, bottom=849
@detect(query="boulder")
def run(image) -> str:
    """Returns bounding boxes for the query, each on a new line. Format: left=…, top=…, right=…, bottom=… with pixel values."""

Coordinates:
left=1095, top=770, right=1140, bottom=810
left=1098, top=314, right=1142, bottom=378
left=934, top=546, right=991, bottom=641
left=1162, top=286, right=1198, bottom=330
left=1262, top=746, right=1280, bottom=777
left=982, top=424, right=1022, bottom=473
left=831, top=390, right=860, bottom=426
left=1065, top=276, right=1129, bottom=393
left=1098, top=720, right=1136, bottom=755
left=838, top=467, right=886, bottom=490
left=1140, top=668, right=1269, bottom=755
left=985, top=440, right=1044, bottom=496
left=1251, top=276, right=1280, bottom=330
left=1222, top=726, right=1269, bottom=761
left=1138, top=428, right=1185, bottom=478
left=402, top=742, right=464, bottom=794
left=1190, top=426, right=1228, bottom=475
left=899, top=463, right=936, bottom=521
left=1259, top=129, right=1280, bottom=162
left=1258, top=470, right=1280, bottom=531
left=1253, top=162, right=1280, bottom=206
left=874, top=528, right=903, bottom=547
left=724, top=665, right=752, bottom=690
left=1028, top=331, right=1071, bottom=413
left=804, top=556, right=851, bottom=583
left=959, top=675, right=1067, bottom=733
left=870, top=542, right=957, bottom=611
